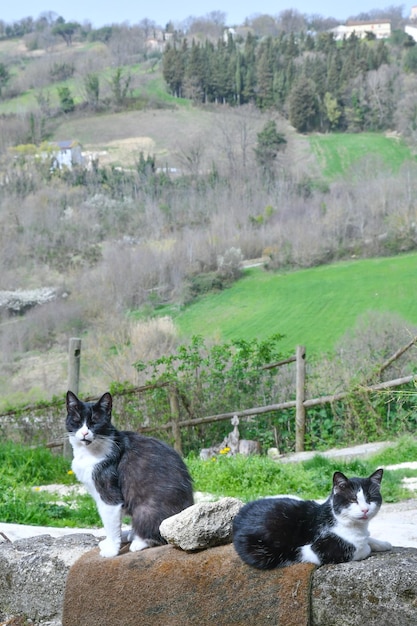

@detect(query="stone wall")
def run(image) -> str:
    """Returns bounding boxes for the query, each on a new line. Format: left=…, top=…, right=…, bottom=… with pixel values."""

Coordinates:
left=0, top=534, right=416, bottom=626
left=0, top=533, right=99, bottom=626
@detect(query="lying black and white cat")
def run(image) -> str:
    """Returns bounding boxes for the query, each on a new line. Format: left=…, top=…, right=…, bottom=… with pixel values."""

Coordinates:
left=66, top=390, right=194, bottom=558
left=233, top=468, right=391, bottom=569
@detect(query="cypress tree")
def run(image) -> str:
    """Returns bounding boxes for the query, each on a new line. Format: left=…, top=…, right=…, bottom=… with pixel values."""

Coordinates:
left=256, top=38, right=275, bottom=109
left=288, top=77, right=320, bottom=132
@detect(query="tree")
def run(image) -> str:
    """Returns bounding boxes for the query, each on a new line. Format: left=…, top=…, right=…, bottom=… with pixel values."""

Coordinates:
left=324, top=92, right=342, bottom=129
left=254, top=120, right=286, bottom=176
left=0, top=62, right=11, bottom=98
left=109, top=67, right=132, bottom=106
left=277, top=8, right=306, bottom=33
left=57, top=86, right=75, bottom=113
left=404, top=46, right=417, bottom=73
left=52, top=21, right=79, bottom=46
left=84, top=73, right=100, bottom=109
left=209, top=40, right=234, bottom=103
left=162, top=42, right=187, bottom=97
left=184, top=40, right=205, bottom=102
left=256, top=38, right=275, bottom=109
left=241, top=32, right=257, bottom=103
left=90, top=26, right=112, bottom=43
left=288, top=77, right=320, bottom=132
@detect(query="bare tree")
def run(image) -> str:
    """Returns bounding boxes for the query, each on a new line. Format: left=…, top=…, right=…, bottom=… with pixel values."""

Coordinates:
left=277, top=9, right=307, bottom=33
left=246, top=14, right=279, bottom=37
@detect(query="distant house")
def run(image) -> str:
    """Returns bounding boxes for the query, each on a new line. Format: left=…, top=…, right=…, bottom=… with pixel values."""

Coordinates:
left=145, top=29, right=172, bottom=53
left=405, top=25, right=417, bottom=41
left=224, top=27, right=237, bottom=42
left=331, top=20, right=391, bottom=40
left=50, top=140, right=84, bottom=170
left=411, top=6, right=417, bottom=20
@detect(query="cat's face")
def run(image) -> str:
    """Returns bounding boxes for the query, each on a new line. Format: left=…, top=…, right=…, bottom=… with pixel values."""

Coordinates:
left=331, top=469, right=383, bottom=523
left=66, top=391, right=113, bottom=446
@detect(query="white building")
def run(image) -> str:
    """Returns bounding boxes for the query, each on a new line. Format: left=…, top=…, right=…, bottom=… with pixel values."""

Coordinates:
left=331, top=20, right=391, bottom=40
left=405, top=25, right=417, bottom=41
left=50, top=140, right=84, bottom=170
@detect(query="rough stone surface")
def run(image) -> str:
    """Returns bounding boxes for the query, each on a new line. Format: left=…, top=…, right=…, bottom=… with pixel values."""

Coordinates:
left=311, top=547, right=417, bottom=626
left=277, top=441, right=393, bottom=464
left=1, top=531, right=417, bottom=626
left=63, top=543, right=314, bottom=626
left=0, top=288, right=60, bottom=315
left=0, top=533, right=99, bottom=625
left=159, top=497, right=244, bottom=551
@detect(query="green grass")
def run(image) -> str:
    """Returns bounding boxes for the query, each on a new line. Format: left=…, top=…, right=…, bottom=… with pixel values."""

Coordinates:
left=0, top=439, right=415, bottom=527
left=169, top=253, right=417, bottom=355
left=189, top=436, right=417, bottom=503
left=309, top=132, right=415, bottom=179
left=0, top=57, right=177, bottom=116
left=0, top=442, right=100, bottom=527
left=188, top=455, right=412, bottom=503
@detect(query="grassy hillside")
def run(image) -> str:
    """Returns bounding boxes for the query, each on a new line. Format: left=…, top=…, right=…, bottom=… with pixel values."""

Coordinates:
left=309, top=132, right=415, bottom=179
left=168, top=253, right=417, bottom=355
left=2, top=33, right=417, bottom=406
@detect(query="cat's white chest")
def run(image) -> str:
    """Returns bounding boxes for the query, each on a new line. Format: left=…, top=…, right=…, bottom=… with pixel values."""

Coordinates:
left=332, top=492, right=376, bottom=561
left=69, top=436, right=112, bottom=495
left=336, top=522, right=371, bottom=560
left=71, top=446, right=99, bottom=489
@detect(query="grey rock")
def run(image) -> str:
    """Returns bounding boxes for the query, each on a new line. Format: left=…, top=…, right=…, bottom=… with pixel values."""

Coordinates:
left=199, top=415, right=261, bottom=459
left=0, top=288, right=60, bottom=315
left=0, top=532, right=99, bottom=624
left=311, top=547, right=417, bottom=626
left=159, top=497, right=244, bottom=551
left=1, top=528, right=417, bottom=625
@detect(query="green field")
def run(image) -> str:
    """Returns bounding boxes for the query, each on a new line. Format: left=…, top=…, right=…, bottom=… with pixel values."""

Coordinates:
left=309, top=132, right=415, bottom=179
left=170, top=253, right=417, bottom=355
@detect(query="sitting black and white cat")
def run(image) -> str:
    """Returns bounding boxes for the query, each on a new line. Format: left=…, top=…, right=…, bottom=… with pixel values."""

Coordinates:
left=233, top=468, right=391, bottom=569
left=66, top=390, right=194, bottom=558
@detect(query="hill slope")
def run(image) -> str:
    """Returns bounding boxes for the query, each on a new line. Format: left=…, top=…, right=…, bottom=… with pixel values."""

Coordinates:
left=169, top=254, right=417, bottom=355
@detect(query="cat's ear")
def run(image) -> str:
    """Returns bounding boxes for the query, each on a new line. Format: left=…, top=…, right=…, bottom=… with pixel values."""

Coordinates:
left=369, top=468, right=383, bottom=485
left=66, top=390, right=79, bottom=411
left=97, top=392, right=112, bottom=414
left=332, top=471, right=349, bottom=493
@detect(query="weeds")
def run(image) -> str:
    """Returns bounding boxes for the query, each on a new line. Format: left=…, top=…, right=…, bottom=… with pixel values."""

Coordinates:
left=188, top=437, right=417, bottom=503
left=0, top=438, right=415, bottom=528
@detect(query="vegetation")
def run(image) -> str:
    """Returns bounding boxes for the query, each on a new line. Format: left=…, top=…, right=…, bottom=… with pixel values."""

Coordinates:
left=0, top=438, right=415, bottom=528
left=170, top=255, right=417, bottom=353
left=188, top=437, right=417, bottom=502
left=0, top=8, right=417, bottom=459
left=161, top=26, right=415, bottom=134
left=309, top=133, right=414, bottom=179
left=0, top=441, right=99, bottom=527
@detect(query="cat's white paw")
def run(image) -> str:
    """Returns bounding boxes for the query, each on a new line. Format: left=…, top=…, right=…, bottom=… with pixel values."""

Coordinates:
left=369, top=537, right=392, bottom=552
left=354, top=542, right=372, bottom=561
left=99, top=538, right=120, bottom=558
left=129, top=537, right=149, bottom=552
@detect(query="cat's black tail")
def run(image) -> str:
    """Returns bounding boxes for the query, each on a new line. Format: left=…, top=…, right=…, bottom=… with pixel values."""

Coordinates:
left=233, top=529, right=284, bottom=569
left=233, top=507, right=286, bottom=570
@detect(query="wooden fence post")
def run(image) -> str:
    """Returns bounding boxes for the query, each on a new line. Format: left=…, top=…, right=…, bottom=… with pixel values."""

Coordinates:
left=168, top=386, right=183, bottom=456
left=65, top=338, right=82, bottom=458
left=295, top=345, right=306, bottom=452
left=68, top=337, right=81, bottom=394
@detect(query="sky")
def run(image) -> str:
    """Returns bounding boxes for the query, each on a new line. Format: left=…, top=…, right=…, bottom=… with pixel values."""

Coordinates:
left=1, top=1, right=414, bottom=29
